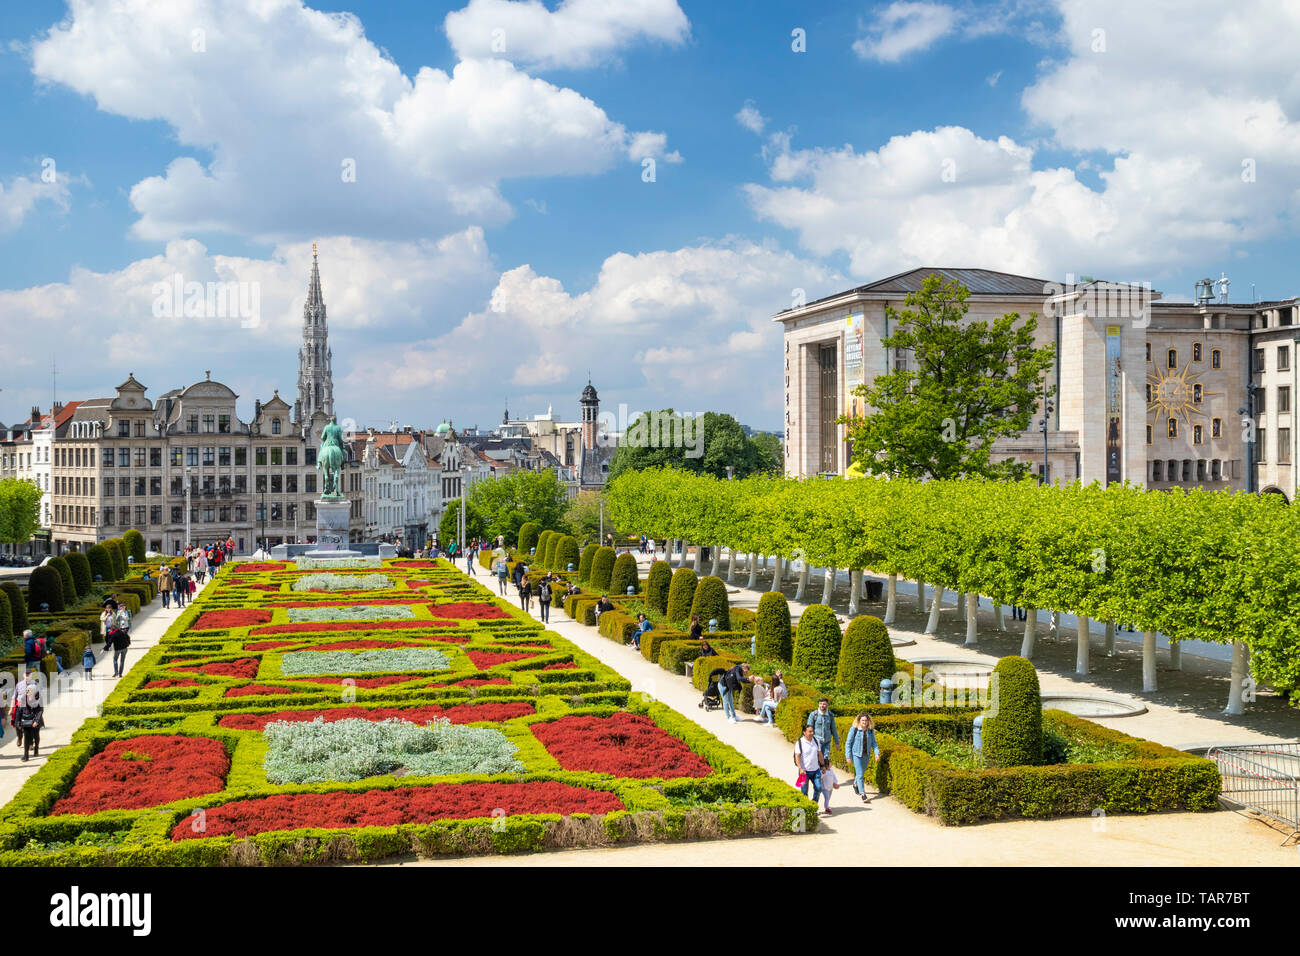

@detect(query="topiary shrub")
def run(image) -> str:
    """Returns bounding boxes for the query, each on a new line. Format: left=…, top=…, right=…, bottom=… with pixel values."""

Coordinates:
left=589, top=547, right=616, bottom=591
left=533, top=530, right=553, bottom=567
left=554, top=535, right=580, bottom=573
left=665, top=568, right=698, bottom=624
left=1, top=581, right=27, bottom=635
left=609, top=553, right=639, bottom=595
left=577, top=543, right=599, bottom=582
left=27, top=565, right=65, bottom=614
left=47, top=556, right=78, bottom=608
left=86, top=544, right=114, bottom=583
left=104, top=539, right=126, bottom=579
left=517, top=522, right=540, bottom=554
left=982, top=655, right=1043, bottom=768
left=688, top=576, right=730, bottom=630
left=792, top=604, right=841, bottom=682
left=755, top=592, right=793, bottom=662
left=123, top=528, right=146, bottom=563
left=645, top=560, right=672, bottom=615
left=0, top=594, right=11, bottom=645
left=65, top=551, right=93, bottom=599
left=543, top=532, right=563, bottom=570
left=836, top=615, right=895, bottom=692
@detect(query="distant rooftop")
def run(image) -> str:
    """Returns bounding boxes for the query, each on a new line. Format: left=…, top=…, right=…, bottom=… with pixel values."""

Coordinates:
left=780, top=267, right=1054, bottom=315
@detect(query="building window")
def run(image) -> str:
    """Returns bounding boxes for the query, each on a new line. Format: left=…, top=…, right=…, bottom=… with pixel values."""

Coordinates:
left=1281, top=346, right=1291, bottom=371
left=305, top=501, right=316, bottom=520
left=219, top=505, right=231, bottom=522
left=256, top=447, right=267, bottom=466
left=256, top=475, right=267, bottom=493
left=135, top=477, right=146, bottom=496
left=1281, top=386, right=1292, bottom=414
left=271, top=475, right=283, bottom=494
left=1167, top=348, right=1177, bottom=369
left=203, top=414, right=215, bottom=433
left=118, top=448, right=130, bottom=467
left=203, top=506, right=215, bottom=523
left=1146, top=383, right=1152, bottom=403
left=1196, top=459, right=1206, bottom=482
left=150, top=447, right=162, bottom=467
left=272, top=418, right=281, bottom=435
left=1211, top=459, right=1222, bottom=480
left=286, top=448, right=298, bottom=466
left=150, top=505, right=161, bottom=524
left=305, top=474, right=316, bottom=494
left=271, top=447, right=282, bottom=466
left=235, top=475, right=247, bottom=493
left=1193, top=342, right=1203, bottom=362
left=1193, top=384, right=1203, bottom=404
left=1259, top=431, right=1268, bottom=462
left=236, top=505, right=247, bottom=522
left=287, top=503, right=297, bottom=522
left=219, top=414, right=231, bottom=434
left=187, top=415, right=199, bottom=434
left=1146, top=424, right=1152, bottom=445
left=116, top=420, right=130, bottom=438
left=1152, top=460, right=1163, bottom=482
left=1193, top=424, right=1204, bottom=444
left=203, top=447, right=215, bottom=466
left=306, top=448, right=317, bottom=466
left=104, top=481, right=114, bottom=498
left=235, top=447, right=247, bottom=466
left=1181, top=459, right=1193, bottom=482
left=1256, top=387, right=1266, bottom=414
left=1280, top=428, right=1292, bottom=464
left=150, top=477, right=162, bottom=496
left=135, top=505, right=146, bottom=526
left=186, top=447, right=199, bottom=467
left=104, top=509, right=115, bottom=526
left=170, top=448, right=183, bottom=467
left=1212, top=418, right=1222, bottom=438
left=171, top=505, right=183, bottom=523
left=103, top=448, right=114, bottom=468
left=170, top=477, right=182, bottom=495
left=119, top=478, right=130, bottom=497
left=133, top=447, right=146, bottom=467
left=1254, top=348, right=1265, bottom=372
left=1145, top=342, right=1151, bottom=362
left=217, top=446, right=230, bottom=466
left=286, top=475, right=297, bottom=493
left=1167, top=418, right=1178, bottom=438
left=270, top=503, right=282, bottom=522
left=1211, top=348, right=1221, bottom=369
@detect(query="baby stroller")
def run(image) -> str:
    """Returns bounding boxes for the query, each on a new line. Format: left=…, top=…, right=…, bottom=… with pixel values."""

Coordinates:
left=699, top=667, right=727, bottom=711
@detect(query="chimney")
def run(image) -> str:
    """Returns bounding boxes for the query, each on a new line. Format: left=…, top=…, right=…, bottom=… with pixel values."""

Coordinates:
left=30, top=406, right=40, bottom=425
left=52, top=401, right=63, bottom=416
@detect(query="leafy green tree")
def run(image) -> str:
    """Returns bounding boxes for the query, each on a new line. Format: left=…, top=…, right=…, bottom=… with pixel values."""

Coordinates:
left=608, top=410, right=781, bottom=481
left=841, top=274, right=1056, bottom=480
left=467, top=470, right=568, bottom=545
left=517, top=522, right=540, bottom=553
left=563, top=491, right=616, bottom=541
left=0, top=478, right=42, bottom=548
left=438, top=499, right=483, bottom=549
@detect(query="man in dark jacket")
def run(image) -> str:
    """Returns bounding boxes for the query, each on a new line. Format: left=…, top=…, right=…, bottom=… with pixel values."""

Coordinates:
left=718, top=661, right=753, bottom=723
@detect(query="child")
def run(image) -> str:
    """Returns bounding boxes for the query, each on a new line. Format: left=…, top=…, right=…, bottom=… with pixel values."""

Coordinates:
left=82, top=644, right=95, bottom=681
left=819, top=758, right=839, bottom=815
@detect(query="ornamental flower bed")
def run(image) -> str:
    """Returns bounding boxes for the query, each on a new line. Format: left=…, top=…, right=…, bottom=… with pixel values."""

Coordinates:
left=292, top=574, right=394, bottom=592
left=143, top=678, right=204, bottom=689
left=225, top=685, right=300, bottom=698
left=249, top=621, right=462, bottom=636
left=286, top=606, right=416, bottom=623
left=280, top=675, right=426, bottom=689
left=466, top=650, right=539, bottom=668
left=217, top=700, right=536, bottom=731
left=279, top=648, right=451, bottom=676
left=194, top=609, right=273, bottom=629
left=171, top=659, right=260, bottom=679
left=170, top=780, right=624, bottom=841
left=532, top=713, right=713, bottom=779
left=52, top=736, right=230, bottom=815
left=430, top=601, right=512, bottom=620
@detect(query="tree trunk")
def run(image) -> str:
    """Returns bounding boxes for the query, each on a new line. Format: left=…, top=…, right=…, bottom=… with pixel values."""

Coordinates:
left=1050, top=610, right=1060, bottom=639
left=746, top=553, right=758, bottom=589
left=925, top=585, right=945, bottom=634
left=883, top=574, right=897, bottom=625
left=821, top=566, right=836, bottom=605
left=916, top=580, right=927, bottom=613
left=1168, top=639, right=1182, bottom=670
left=726, top=547, right=737, bottom=583
left=957, top=591, right=966, bottom=619
left=769, top=555, right=784, bottom=592
left=1104, top=620, right=1116, bottom=656
left=1076, top=615, right=1091, bottom=675
left=848, top=570, right=862, bottom=616
left=795, top=560, right=810, bottom=601
left=964, top=592, right=978, bottom=646
left=993, top=602, right=1004, bottom=632
left=1019, top=608, right=1037, bottom=658
left=1224, top=640, right=1250, bottom=715
left=1142, top=631, right=1157, bottom=691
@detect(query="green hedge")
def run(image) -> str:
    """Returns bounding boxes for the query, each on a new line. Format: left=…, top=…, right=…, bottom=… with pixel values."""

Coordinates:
left=792, top=604, right=840, bottom=682
left=597, top=609, right=639, bottom=643
left=755, top=592, right=792, bottom=662
left=665, top=568, right=697, bottom=624
left=123, top=529, right=147, bottom=563
left=645, top=560, right=672, bottom=615
left=609, top=553, right=639, bottom=596
left=837, top=615, right=894, bottom=692
left=27, top=565, right=65, bottom=614
left=983, top=656, right=1043, bottom=768
left=86, top=544, right=114, bottom=583
left=48, top=557, right=78, bottom=608
left=517, top=522, right=540, bottom=553
left=1, top=582, right=27, bottom=635
left=577, top=543, right=599, bottom=582
left=637, top=627, right=690, bottom=663
left=554, top=535, right=580, bottom=574
left=688, top=576, right=730, bottom=630
left=105, top=539, right=127, bottom=580
left=658, top=638, right=751, bottom=675
left=65, top=552, right=93, bottom=599
left=589, top=547, right=616, bottom=591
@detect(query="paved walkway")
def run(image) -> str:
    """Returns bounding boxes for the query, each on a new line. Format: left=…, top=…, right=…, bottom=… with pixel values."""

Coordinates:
left=393, top=556, right=1299, bottom=868
left=0, top=578, right=212, bottom=805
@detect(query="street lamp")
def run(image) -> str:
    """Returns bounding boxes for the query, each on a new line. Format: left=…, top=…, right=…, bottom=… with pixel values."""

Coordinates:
left=184, top=466, right=192, bottom=553
left=260, top=489, right=267, bottom=554
left=1039, top=387, right=1055, bottom=486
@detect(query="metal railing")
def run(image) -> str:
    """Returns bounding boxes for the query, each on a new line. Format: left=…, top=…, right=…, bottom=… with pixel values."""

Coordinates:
left=1207, top=743, right=1300, bottom=843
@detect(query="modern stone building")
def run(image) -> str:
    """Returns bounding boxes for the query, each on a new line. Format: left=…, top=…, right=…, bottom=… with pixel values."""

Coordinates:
left=778, top=267, right=1298, bottom=497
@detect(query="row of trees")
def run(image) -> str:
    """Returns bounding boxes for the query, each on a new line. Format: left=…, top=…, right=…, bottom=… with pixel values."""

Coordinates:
left=605, top=468, right=1299, bottom=708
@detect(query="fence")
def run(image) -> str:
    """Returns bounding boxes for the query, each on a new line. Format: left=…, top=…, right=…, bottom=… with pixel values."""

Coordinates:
left=1207, top=742, right=1300, bottom=844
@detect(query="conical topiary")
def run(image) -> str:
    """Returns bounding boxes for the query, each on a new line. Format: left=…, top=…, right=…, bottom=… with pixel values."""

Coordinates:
left=86, top=544, right=114, bottom=583
left=123, top=528, right=146, bottom=563
left=836, top=615, right=895, bottom=692
left=104, top=539, right=126, bottom=579
left=554, top=535, right=580, bottom=573
left=1, top=581, right=27, bottom=634
left=27, top=565, right=65, bottom=614
left=793, top=604, right=841, bottom=681
left=534, top=530, right=554, bottom=567
left=517, top=522, right=540, bottom=554
left=47, top=556, right=78, bottom=608
left=665, top=568, right=698, bottom=624
left=589, top=547, right=616, bottom=591
left=983, top=656, right=1043, bottom=768
left=645, top=560, right=672, bottom=615
left=755, top=591, right=793, bottom=662
left=65, top=551, right=93, bottom=599
left=578, top=543, right=600, bottom=582
left=609, top=553, right=639, bottom=595
left=689, top=576, right=730, bottom=630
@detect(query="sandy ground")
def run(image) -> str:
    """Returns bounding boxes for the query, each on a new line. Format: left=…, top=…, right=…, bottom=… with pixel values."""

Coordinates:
left=390, top=551, right=1299, bottom=868
left=0, top=577, right=211, bottom=806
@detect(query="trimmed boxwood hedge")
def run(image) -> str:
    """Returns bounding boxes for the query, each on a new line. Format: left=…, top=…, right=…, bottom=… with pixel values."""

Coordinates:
left=609, top=553, right=639, bottom=596
left=27, top=565, right=65, bottom=614
left=645, top=561, right=672, bottom=615
left=554, top=535, right=580, bottom=574
left=0, top=594, right=11, bottom=646
left=517, top=522, right=540, bottom=553
left=534, top=531, right=555, bottom=569
left=47, top=556, right=78, bottom=609
left=65, top=552, right=93, bottom=599
left=658, top=638, right=750, bottom=674
left=664, top=568, right=697, bottom=624
left=836, top=615, right=894, bottom=692
left=982, top=656, right=1043, bottom=768
left=755, top=592, right=792, bottom=662
left=104, top=539, right=127, bottom=580
left=792, top=604, right=840, bottom=682
left=589, top=547, right=616, bottom=591
left=577, top=543, right=599, bottom=583
left=597, top=608, right=639, bottom=643
left=688, top=576, right=730, bottom=631
left=123, top=529, right=146, bottom=563
left=86, top=544, right=114, bottom=583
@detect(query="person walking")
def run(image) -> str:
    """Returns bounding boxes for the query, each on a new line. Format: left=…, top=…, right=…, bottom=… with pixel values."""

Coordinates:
left=537, top=576, right=552, bottom=623
left=495, top=555, right=509, bottom=595
left=158, top=564, right=174, bottom=609
left=22, top=629, right=46, bottom=670
left=518, top=574, right=532, bottom=614
left=186, top=573, right=196, bottom=601
left=104, top=599, right=132, bottom=678
left=845, top=712, right=881, bottom=800
left=818, top=754, right=840, bottom=815
left=82, top=643, right=96, bottom=681
left=194, top=549, right=208, bottom=584
left=807, top=697, right=840, bottom=761
left=465, top=546, right=476, bottom=576
left=13, top=670, right=43, bottom=761
left=794, top=724, right=825, bottom=807
left=172, top=571, right=187, bottom=608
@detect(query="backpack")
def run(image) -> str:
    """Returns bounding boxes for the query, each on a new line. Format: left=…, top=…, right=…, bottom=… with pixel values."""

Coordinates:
left=33, top=637, right=48, bottom=658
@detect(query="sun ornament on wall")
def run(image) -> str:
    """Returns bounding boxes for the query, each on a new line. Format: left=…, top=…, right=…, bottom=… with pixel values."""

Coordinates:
left=1147, top=361, right=1218, bottom=431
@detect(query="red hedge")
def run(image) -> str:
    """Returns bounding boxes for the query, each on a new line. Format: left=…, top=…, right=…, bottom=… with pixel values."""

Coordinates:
left=217, top=700, right=535, bottom=731
left=193, top=609, right=272, bottom=630
left=230, top=563, right=286, bottom=573
left=249, top=621, right=462, bottom=636
left=171, top=780, right=623, bottom=841
left=281, top=675, right=426, bottom=688
left=466, top=650, right=539, bottom=669
left=225, top=685, right=299, bottom=698
left=143, top=678, right=204, bottom=689
left=53, top=735, right=230, bottom=815
left=172, top=658, right=260, bottom=679
left=532, top=713, right=712, bottom=779
left=429, top=602, right=512, bottom=620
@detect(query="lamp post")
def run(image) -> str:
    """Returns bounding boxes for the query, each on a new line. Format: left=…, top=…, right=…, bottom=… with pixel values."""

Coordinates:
left=184, top=466, right=192, bottom=552
left=1039, top=386, right=1055, bottom=486
left=260, top=489, right=267, bottom=553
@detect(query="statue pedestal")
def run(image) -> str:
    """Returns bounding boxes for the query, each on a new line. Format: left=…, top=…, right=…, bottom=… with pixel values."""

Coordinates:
left=300, top=498, right=361, bottom=560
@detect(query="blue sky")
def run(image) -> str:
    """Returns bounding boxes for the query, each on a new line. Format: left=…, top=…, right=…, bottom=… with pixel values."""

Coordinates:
left=1, top=0, right=1296, bottom=432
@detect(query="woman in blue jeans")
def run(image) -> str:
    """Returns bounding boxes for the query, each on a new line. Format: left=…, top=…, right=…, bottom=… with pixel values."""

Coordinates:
left=718, top=661, right=753, bottom=723
left=844, top=712, right=881, bottom=801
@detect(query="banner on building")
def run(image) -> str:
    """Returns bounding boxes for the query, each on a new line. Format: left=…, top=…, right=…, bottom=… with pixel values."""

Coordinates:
left=1105, top=324, right=1122, bottom=485
left=844, top=312, right=865, bottom=419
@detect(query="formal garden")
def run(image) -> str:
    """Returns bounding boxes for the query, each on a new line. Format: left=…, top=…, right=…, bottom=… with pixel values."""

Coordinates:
left=0, top=555, right=813, bottom=865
